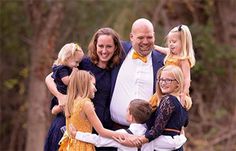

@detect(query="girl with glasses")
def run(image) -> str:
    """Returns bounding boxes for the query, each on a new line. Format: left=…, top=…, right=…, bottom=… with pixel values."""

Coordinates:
left=152, top=25, right=195, bottom=110
left=115, top=65, right=192, bottom=151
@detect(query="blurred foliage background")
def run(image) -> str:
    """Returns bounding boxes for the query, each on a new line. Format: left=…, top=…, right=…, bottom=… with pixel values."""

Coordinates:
left=0, top=0, right=236, bottom=151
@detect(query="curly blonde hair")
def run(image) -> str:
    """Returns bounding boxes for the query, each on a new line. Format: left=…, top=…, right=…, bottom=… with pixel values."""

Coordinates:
left=54, top=43, right=83, bottom=66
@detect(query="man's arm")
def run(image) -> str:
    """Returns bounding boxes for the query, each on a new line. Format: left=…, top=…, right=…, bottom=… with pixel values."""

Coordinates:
left=45, top=73, right=66, bottom=104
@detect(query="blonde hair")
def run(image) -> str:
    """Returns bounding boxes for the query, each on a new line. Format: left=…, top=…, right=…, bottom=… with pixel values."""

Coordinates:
left=65, top=70, right=94, bottom=117
left=54, top=43, right=83, bottom=66
left=156, top=65, right=192, bottom=110
left=164, top=25, right=196, bottom=68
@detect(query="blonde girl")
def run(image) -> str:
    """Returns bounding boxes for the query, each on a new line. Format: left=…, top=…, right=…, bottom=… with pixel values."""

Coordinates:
left=142, top=65, right=192, bottom=150
left=59, top=70, right=123, bottom=151
left=51, top=43, right=84, bottom=114
left=155, top=65, right=192, bottom=110
left=116, top=65, right=191, bottom=150
left=152, top=25, right=195, bottom=108
left=44, top=43, right=84, bottom=151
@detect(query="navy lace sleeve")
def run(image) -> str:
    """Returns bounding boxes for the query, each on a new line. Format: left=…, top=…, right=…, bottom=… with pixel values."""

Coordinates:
left=145, top=95, right=176, bottom=141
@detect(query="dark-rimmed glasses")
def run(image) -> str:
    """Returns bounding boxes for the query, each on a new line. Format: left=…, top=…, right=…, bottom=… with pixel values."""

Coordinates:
left=157, top=78, right=177, bottom=84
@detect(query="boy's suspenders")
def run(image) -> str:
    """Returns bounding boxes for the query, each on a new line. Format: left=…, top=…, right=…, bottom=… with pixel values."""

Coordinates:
left=125, top=129, right=141, bottom=151
left=125, top=129, right=133, bottom=134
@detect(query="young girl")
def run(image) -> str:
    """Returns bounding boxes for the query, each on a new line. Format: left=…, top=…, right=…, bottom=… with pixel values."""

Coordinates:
left=68, top=99, right=153, bottom=151
left=59, top=70, right=123, bottom=151
left=69, top=99, right=186, bottom=151
left=116, top=65, right=192, bottom=151
left=44, top=43, right=84, bottom=151
left=151, top=25, right=195, bottom=110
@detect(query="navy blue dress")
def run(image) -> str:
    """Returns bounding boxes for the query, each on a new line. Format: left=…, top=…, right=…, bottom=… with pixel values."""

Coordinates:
left=44, top=65, right=72, bottom=151
left=80, top=57, right=112, bottom=129
left=80, top=57, right=115, bottom=151
left=145, top=95, right=188, bottom=151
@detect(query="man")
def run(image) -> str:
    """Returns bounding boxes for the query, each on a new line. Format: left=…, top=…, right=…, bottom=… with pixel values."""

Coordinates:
left=110, top=18, right=165, bottom=128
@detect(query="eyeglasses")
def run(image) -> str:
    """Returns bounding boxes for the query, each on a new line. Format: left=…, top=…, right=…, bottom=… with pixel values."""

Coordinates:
left=157, top=78, right=177, bottom=84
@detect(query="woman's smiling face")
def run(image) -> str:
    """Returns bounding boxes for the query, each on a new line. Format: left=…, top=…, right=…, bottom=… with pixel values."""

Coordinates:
left=96, top=35, right=116, bottom=67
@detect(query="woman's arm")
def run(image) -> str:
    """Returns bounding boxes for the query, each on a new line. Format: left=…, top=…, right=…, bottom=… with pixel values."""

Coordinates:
left=154, top=45, right=169, bottom=55
left=45, top=73, right=66, bottom=104
left=83, top=101, right=123, bottom=138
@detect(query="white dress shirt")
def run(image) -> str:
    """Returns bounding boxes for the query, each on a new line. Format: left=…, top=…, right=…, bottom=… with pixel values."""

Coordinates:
left=141, top=135, right=187, bottom=151
left=75, top=123, right=146, bottom=151
left=75, top=123, right=187, bottom=151
left=110, top=49, right=154, bottom=125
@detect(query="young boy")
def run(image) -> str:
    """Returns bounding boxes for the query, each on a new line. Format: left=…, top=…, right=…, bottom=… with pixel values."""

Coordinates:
left=69, top=99, right=186, bottom=151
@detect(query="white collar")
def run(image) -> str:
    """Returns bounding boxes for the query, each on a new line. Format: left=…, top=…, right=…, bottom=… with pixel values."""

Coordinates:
left=129, top=123, right=147, bottom=135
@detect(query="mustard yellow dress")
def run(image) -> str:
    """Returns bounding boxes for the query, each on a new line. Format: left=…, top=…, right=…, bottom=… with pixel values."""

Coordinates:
left=59, top=98, right=95, bottom=151
left=165, top=56, right=181, bottom=67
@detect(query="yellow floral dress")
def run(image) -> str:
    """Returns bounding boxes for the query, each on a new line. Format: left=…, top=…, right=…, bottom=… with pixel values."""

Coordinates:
left=59, top=98, right=95, bottom=151
left=165, top=56, right=181, bottom=67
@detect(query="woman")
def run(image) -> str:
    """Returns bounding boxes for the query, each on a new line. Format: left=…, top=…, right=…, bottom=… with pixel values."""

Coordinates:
left=44, top=27, right=124, bottom=151
left=79, top=27, right=123, bottom=130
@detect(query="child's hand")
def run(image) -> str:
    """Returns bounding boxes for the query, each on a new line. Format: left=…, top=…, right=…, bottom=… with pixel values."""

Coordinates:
left=113, top=133, right=142, bottom=147
left=180, top=93, right=186, bottom=106
left=180, top=127, right=185, bottom=135
left=58, top=104, right=65, bottom=111
left=58, top=94, right=67, bottom=106
left=72, top=67, right=78, bottom=73
left=69, top=124, right=77, bottom=139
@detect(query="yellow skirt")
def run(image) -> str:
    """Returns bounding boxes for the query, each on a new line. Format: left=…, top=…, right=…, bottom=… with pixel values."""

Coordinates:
left=59, top=131, right=95, bottom=151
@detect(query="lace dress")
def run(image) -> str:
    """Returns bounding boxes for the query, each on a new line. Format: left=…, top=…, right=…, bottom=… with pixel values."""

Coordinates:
left=145, top=95, right=188, bottom=141
left=59, top=98, right=95, bottom=151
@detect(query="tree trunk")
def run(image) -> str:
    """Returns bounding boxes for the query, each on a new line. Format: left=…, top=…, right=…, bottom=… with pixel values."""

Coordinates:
left=213, top=0, right=236, bottom=47
left=25, top=1, right=64, bottom=151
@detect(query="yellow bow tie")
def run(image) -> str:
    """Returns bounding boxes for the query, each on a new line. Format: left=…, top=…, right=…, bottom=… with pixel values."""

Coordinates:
left=132, top=51, right=147, bottom=63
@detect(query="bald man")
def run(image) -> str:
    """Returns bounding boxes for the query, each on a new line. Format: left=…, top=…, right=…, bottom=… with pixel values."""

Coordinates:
left=110, top=18, right=165, bottom=128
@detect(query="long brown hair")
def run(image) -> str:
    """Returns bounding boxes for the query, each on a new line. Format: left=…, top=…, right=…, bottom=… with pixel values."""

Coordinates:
left=88, top=27, right=124, bottom=69
left=65, top=70, right=94, bottom=117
